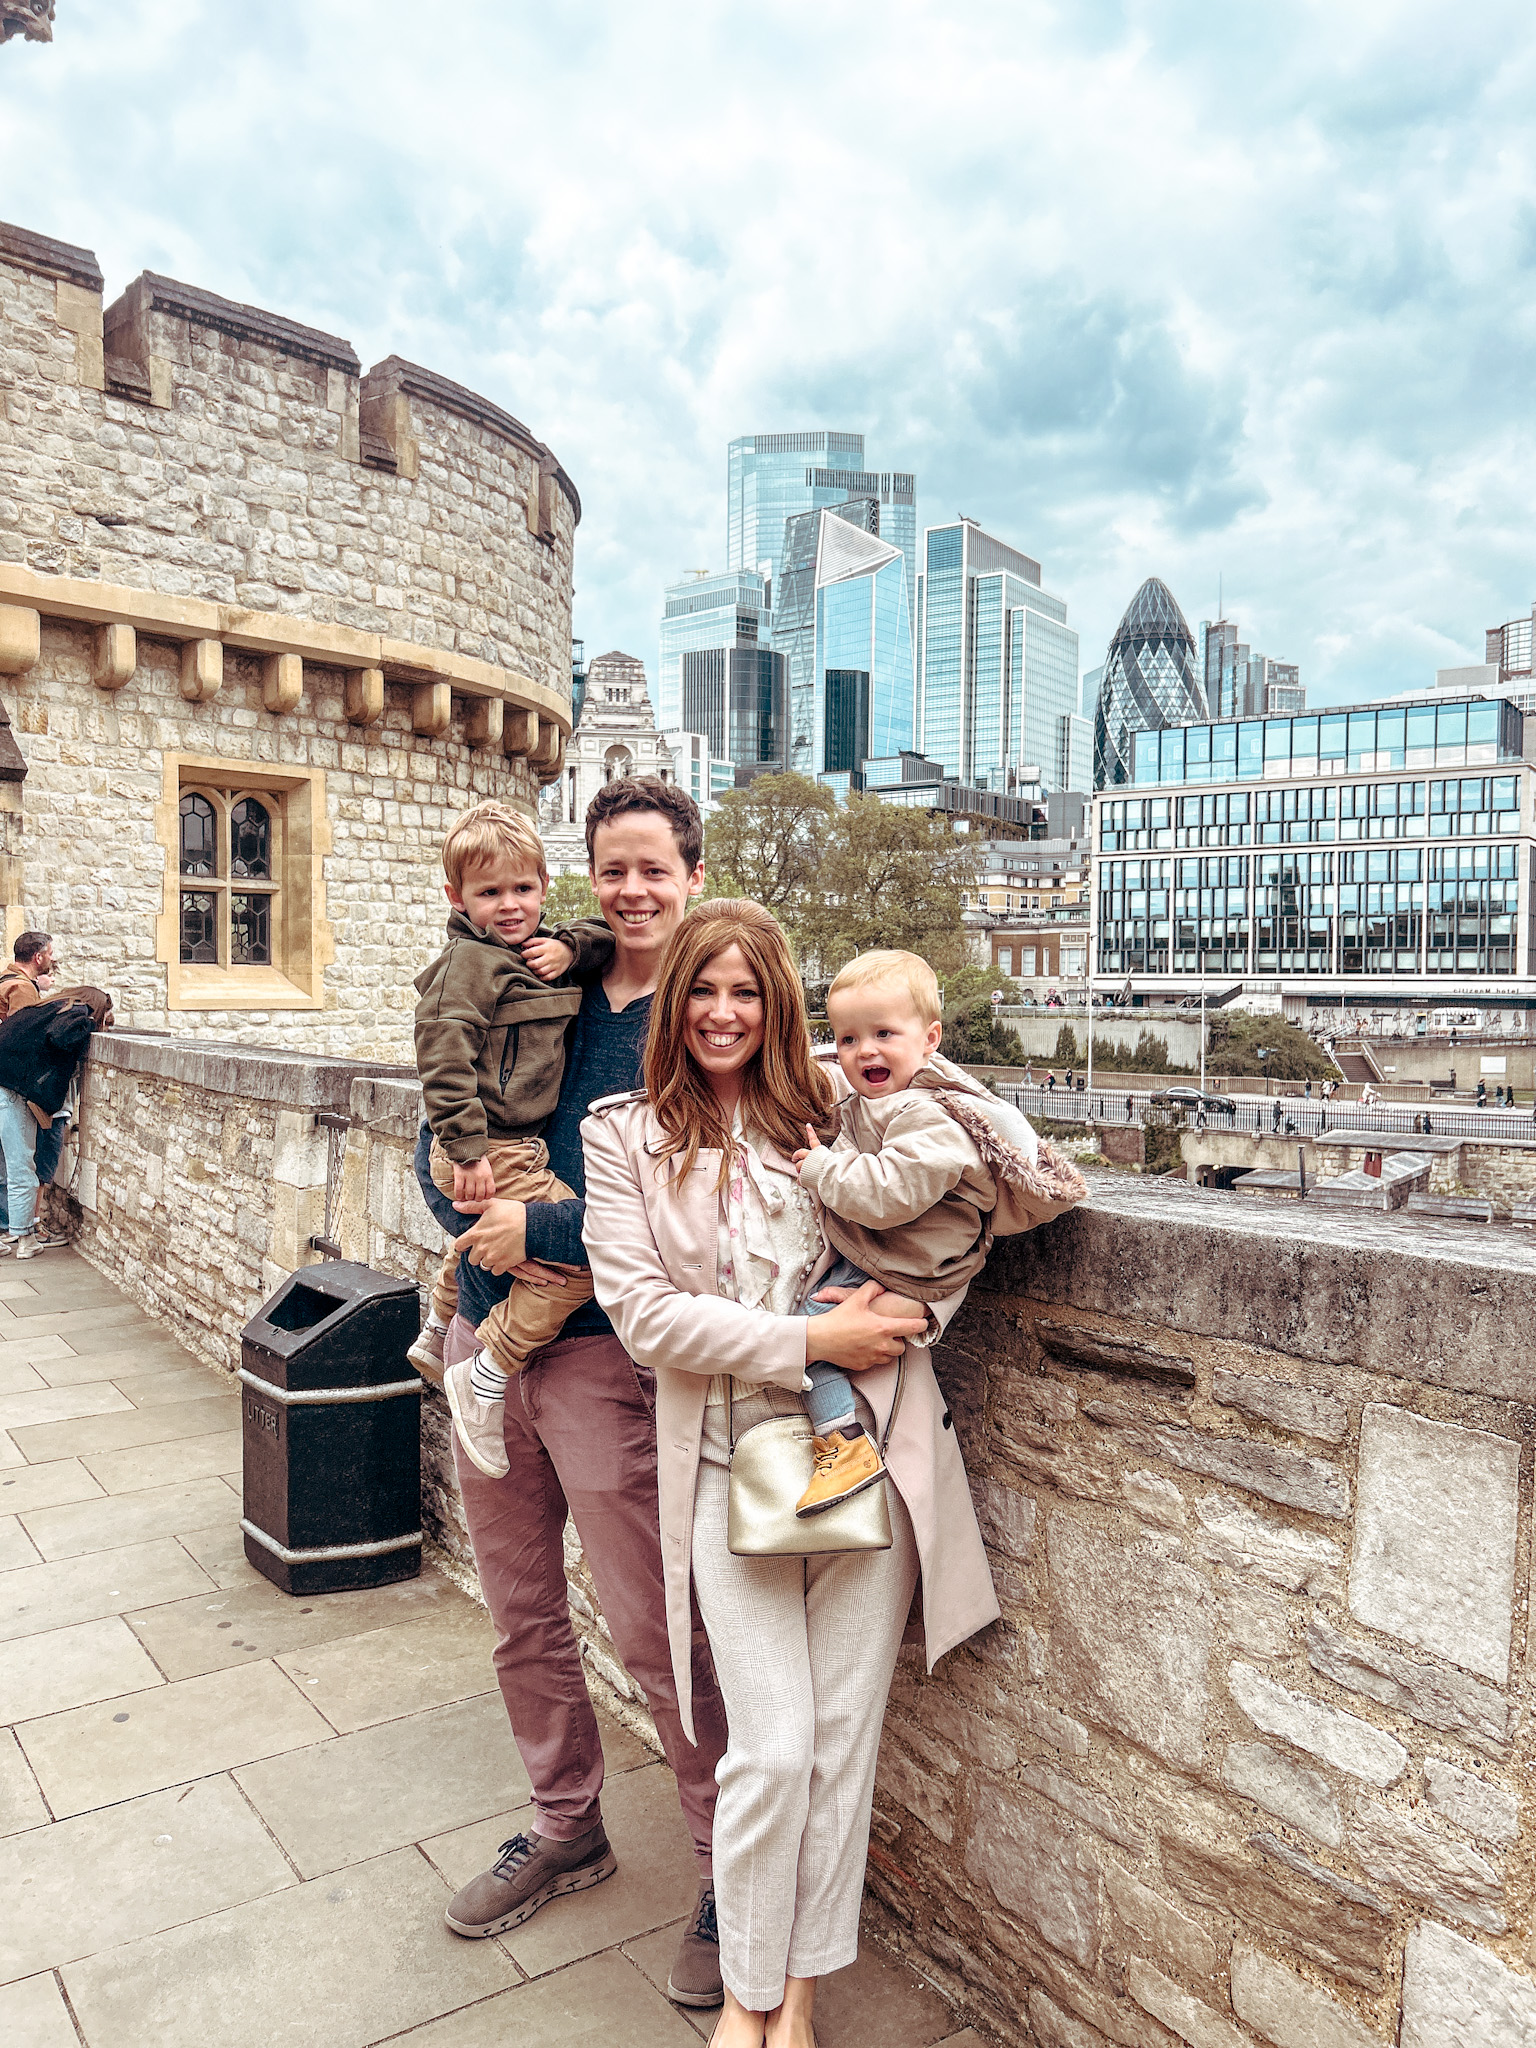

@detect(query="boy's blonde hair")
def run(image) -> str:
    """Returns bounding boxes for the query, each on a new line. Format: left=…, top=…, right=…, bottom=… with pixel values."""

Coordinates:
left=442, top=801, right=548, bottom=893
left=827, top=949, right=942, bottom=1028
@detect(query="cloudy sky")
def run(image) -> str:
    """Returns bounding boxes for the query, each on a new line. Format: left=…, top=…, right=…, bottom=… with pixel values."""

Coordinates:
left=6, top=0, right=1536, bottom=708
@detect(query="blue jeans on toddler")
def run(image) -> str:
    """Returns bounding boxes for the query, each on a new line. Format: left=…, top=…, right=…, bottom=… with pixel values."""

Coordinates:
left=798, top=1256, right=871, bottom=1436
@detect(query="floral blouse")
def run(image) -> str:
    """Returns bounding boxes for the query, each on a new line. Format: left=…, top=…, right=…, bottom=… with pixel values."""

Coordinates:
left=707, top=1116, right=824, bottom=1403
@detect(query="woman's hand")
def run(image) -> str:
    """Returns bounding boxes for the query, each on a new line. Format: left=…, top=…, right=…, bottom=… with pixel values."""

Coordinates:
left=803, top=1279, right=925, bottom=1372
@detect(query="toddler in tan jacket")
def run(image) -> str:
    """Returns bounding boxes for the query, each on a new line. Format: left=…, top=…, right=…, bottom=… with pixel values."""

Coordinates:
left=793, top=950, right=1084, bottom=1514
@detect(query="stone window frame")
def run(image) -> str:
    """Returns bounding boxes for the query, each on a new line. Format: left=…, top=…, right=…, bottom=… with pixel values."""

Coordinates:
left=154, top=754, right=334, bottom=1011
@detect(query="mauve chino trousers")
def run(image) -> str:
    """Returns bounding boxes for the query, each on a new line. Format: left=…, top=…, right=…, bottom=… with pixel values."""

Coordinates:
left=445, top=1314, right=726, bottom=1875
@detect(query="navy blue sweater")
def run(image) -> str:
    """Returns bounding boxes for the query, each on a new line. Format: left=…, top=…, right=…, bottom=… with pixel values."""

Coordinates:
left=413, top=982, right=651, bottom=1341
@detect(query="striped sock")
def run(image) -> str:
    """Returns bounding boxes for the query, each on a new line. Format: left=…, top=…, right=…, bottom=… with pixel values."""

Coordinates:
left=469, top=1350, right=510, bottom=1405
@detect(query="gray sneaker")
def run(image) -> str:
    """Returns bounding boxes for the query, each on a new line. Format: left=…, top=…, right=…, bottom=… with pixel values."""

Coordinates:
left=443, top=1355, right=510, bottom=1478
left=444, top=1824, right=616, bottom=1938
left=407, top=1323, right=446, bottom=1383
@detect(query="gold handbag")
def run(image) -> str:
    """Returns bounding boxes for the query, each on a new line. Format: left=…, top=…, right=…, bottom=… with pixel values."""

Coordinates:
left=725, top=1361, right=902, bottom=1557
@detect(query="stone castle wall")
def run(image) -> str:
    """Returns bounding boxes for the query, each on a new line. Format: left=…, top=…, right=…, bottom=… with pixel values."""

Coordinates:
left=0, top=220, right=578, bottom=1059
left=58, top=1040, right=1536, bottom=2045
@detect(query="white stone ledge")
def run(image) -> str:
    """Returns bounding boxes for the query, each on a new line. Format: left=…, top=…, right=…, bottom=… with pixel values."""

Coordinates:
left=88, top=1029, right=411, bottom=1113
left=0, top=564, right=571, bottom=733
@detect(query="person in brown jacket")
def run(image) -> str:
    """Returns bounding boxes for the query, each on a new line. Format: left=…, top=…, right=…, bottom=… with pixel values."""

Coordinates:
left=0, top=930, right=53, bottom=1021
left=413, top=802, right=613, bottom=1479
left=793, top=948, right=1085, bottom=1513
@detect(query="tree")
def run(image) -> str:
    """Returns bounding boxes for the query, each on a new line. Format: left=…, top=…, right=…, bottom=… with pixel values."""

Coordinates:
left=1205, top=1012, right=1334, bottom=1081
left=1053, top=1023, right=1080, bottom=1065
left=543, top=871, right=599, bottom=924
left=803, top=795, right=978, bottom=977
left=704, top=773, right=837, bottom=946
left=939, top=963, right=1021, bottom=1011
left=941, top=996, right=1026, bottom=1066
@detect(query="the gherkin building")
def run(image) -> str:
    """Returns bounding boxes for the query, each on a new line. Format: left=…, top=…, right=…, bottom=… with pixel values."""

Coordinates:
left=1092, top=577, right=1206, bottom=788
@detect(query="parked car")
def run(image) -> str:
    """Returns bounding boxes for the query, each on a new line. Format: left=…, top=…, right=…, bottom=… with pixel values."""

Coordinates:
left=1150, top=1086, right=1237, bottom=1119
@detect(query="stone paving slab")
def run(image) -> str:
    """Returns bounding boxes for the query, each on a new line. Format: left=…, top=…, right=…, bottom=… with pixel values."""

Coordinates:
left=0, top=1426, right=25, bottom=1468
left=32, top=1343, right=199, bottom=1388
left=390, top=1949, right=703, bottom=2047
left=0, top=1453, right=105, bottom=1517
left=80, top=1425, right=243, bottom=1494
left=16, top=1657, right=333, bottom=1817
left=0, top=1774, right=296, bottom=1981
left=9, top=1390, right=238, bottom=1462
left=235, top=1690, right=537, bottom=1879
left=0, top=1970, right=80, bottom=2048
left=0, top=1353, right=49, bottom=1394
left=0, top=1513, right=40, bottom=1571
left=0, top=1381, right=133, bottom=1432
left=21, top=1475, right=238, bottom=1560
left=0, top=1535, right=215, bottom=1641
left=61, top=1845, right=522, bottom=2048
left=0, top=1726, right=47, bottom=1835
left=0, top=1613, right=164, bottom=1724
left=275, top=1598, right=503, bottom=1733
left=115, top=1363, right=241, bottom=1408
left=126, top=1558, right=469, bottom=1679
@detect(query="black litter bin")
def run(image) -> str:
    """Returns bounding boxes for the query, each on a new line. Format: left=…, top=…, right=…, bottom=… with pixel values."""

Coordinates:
left=240, top=1262, right=423, bottom=1595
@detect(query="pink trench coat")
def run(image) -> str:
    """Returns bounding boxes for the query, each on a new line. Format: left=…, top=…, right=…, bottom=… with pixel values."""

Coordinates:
left=580, top=1096, right=1002, bottom=1743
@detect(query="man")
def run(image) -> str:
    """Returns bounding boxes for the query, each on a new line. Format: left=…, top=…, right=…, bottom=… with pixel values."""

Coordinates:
left=413, top=777, right=728, bottom=2009
left=0, top=932, right=67, bottom=1254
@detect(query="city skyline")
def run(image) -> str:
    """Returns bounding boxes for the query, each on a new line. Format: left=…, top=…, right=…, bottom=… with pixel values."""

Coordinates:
left=8, top=5, right=1535, bottom=721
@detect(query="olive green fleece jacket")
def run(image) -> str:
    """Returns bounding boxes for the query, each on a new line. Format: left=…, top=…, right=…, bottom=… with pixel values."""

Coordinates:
left=413, top=911, right=614, bottom=1164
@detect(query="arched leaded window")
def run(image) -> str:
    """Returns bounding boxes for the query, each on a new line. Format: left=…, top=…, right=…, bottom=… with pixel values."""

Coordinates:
left=177, top=785, right=281, bottom=968
left=179, top=793, right=217, bottom=877
left=230, top=798, right=271, bottom=878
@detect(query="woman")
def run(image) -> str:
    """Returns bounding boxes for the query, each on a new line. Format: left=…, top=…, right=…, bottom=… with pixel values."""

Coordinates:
left=0, top=984, right=112, bottom=1259
left=581, top=903, right=998, bottom=2048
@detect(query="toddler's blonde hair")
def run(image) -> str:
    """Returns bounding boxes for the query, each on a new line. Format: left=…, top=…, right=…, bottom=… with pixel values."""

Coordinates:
left=442, top=801, right=547, bottom=892
left=827, top=949, right=941, bottom=1028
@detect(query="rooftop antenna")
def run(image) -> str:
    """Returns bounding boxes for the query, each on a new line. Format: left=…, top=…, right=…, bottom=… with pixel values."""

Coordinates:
left=1218, top=571, right=1223, bottom=621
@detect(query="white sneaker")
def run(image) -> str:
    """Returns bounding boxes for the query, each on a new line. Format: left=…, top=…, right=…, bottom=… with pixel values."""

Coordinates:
left=443, top=1357, right=510, bottom=1479
left=0, top=1234, right=18, bottom=1256
left=15, top=1233, right=44, bottom=1260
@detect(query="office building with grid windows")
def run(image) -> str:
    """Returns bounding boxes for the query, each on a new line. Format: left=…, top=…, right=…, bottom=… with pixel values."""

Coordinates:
left=1091, top=692, right=1536, bottom=1022
left=913, top=517, right=1084, bottom=798
left=1200, top=616, right=1305, bottom=720
left=656, top=568, right=773, bottom=735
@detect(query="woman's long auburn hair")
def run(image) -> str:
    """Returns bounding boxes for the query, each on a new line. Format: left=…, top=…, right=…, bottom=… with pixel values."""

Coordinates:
left=644, top=900, right=835, bottom=1188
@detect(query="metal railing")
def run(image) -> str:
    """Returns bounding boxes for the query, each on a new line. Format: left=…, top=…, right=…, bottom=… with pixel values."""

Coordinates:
left=997, top=1083, right=1536, bottom=1145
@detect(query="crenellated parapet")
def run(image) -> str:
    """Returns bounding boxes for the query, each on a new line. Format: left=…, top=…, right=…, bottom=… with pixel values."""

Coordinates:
left=0, top=218, right=579, bottom=1056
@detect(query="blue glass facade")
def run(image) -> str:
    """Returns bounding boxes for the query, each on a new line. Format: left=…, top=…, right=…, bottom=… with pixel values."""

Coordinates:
left=914, top=520, right=1081, bottom=793
left=657, top=570, right=771, bottom=731
left=1093, top=695, right=1531, bottom=984
left=806, top=529, right=913, bottom=778
left=727, top=433, right=866, bottom=586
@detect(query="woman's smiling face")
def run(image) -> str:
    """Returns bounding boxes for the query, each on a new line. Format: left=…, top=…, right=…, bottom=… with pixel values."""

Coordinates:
left=684, top=943, right=765, bottom=1090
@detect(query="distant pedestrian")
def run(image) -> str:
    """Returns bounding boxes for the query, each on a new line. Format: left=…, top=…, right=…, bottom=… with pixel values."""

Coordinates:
left=1065, top=1068, right=1075, bottom=1091
left=1125, top=1095, right=1133, bottom=1121
left=1047, top=1071, right=1056, bottom=1093
left=1423, top=1111, right=1433, bottom=1134
left=1024, top=1063, right=1034, bottom=1086
left=1077, top=1074, right=1085, bottom=1094
left=1477, top=1079, right=1487, bottom=1108
left=1305, top=1079, right=1312, bottom=1099
left=1272, top=1100, right=1282, bottom=1132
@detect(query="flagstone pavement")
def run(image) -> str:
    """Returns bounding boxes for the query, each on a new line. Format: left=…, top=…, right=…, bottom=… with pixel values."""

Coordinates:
left=0, top=1249, right=983, bottom=2048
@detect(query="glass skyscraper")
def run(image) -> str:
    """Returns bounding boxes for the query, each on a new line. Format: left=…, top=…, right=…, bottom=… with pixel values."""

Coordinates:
left=656, top=570, right=772, bottom=732
left=772, top=506, right=912, bottom=779
left=1093, top=577, right=1207, bottom=789
left=726, top=433, right=917, bottom=631
left=913, top=519, right=1084, bottom=794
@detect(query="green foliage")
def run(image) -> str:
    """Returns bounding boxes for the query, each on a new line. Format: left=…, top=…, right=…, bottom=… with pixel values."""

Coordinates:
left=1089, top=1029, right=1174, bottom=1074
left=1142, top=1103, right=1185, bottom=1175
left=939, top=964, right=1022, bottom=1011
left=706, top=778, right=979, bottom=975
left=940, top=995, right=1026, bottom=1067
left=1204, top=1011, right=1334, bottom=1080
left=1052, top=1023, right=1080, bottom=1065
left=542, top=871, right=599, bottom=924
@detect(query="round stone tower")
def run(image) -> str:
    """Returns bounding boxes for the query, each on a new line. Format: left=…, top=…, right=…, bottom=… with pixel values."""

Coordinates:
left=0, top=220, right=579, bottom=1059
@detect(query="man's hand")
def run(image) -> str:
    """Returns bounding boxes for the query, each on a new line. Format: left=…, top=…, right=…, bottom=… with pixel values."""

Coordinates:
left=791, top=1122, right=825, bottom=1170
left=523, top=936, right=574, bottom=982
left=452, top=1156, right=498, bottom=1204
left=451, top=1195, right=527, bottom=1273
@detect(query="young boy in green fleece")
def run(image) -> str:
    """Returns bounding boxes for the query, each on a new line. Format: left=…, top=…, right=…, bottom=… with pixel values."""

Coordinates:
left=413, top=801, right=612, bottom=1479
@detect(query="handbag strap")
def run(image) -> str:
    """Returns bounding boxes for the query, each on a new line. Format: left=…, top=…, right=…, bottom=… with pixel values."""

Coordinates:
left=728, top=1352, right=907, bottom=1458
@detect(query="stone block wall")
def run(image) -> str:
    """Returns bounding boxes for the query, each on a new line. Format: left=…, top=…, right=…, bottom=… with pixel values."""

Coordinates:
left=57, top=1039, right=1536, bottom=2043
left=0, top=219, right=578, bottom=1061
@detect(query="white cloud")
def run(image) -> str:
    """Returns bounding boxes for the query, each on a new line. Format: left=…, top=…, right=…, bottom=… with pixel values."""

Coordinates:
left=5, top=0, right=1536, bottom=701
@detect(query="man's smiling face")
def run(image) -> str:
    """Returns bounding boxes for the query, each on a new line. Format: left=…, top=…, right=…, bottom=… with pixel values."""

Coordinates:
left=590, top=812, right=703, bottom=969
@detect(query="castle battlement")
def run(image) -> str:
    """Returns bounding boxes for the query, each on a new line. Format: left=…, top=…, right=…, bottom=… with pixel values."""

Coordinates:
left=0, top=218, right=581, bottom=1057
